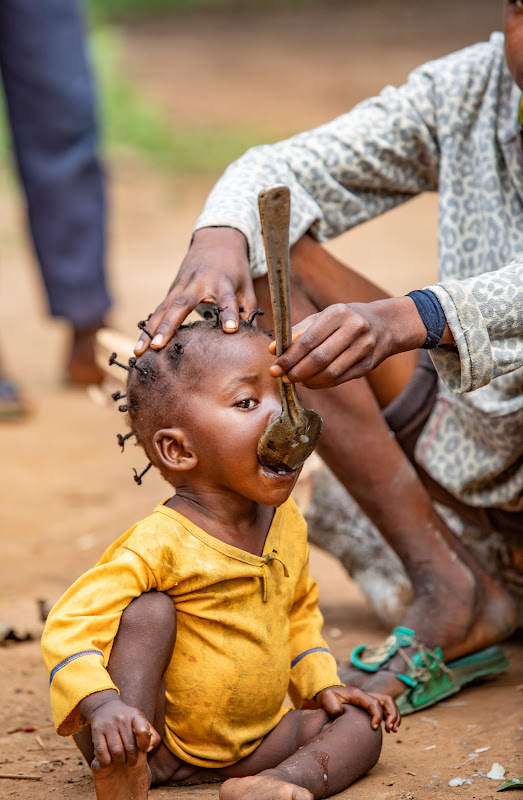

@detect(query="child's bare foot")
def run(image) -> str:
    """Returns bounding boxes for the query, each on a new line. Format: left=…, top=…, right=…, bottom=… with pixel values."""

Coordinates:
left=92, top=750, right=150, bottom=800
left=220, top=774, right=313, bottom=800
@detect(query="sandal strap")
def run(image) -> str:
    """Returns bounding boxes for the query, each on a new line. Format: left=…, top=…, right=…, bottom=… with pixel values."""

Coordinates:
left=351, top=626, right=451, bottom=690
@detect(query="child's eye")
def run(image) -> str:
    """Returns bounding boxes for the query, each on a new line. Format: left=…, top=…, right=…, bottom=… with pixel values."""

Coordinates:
left=511, top=0, right=523, bottom=7
left=235, top=398, right=257, bottom=410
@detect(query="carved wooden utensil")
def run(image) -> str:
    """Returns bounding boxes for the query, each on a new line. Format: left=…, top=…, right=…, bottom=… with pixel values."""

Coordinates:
left=257, top=186, right=322, bottom=472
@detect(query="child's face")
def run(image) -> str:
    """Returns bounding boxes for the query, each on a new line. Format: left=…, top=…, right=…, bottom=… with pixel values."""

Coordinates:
left=504, top=0, right=523, bottom=90
left=174, top=332, right=301, bottom=506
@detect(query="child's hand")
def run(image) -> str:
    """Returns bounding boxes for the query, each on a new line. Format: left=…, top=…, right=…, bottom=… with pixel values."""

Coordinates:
left=315, top=685, right=401, bottom=733
left=80, top=690, right=161, bottom=767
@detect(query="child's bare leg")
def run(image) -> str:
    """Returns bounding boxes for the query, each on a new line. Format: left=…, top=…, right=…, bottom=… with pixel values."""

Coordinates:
left=254, top=235, right=517, bottom=697
left=74, top=590, right=178, bottom=800
left=220, top=705, right=382, bottom=800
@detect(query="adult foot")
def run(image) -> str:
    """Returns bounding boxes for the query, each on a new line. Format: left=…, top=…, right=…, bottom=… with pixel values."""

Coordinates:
left=220, top=775, right=313, bottom=800
left=338, top=562, right=517, bottom=698
left=66, top=323, right=104, bottom=385
left=92, top=751, right=151, bottom=800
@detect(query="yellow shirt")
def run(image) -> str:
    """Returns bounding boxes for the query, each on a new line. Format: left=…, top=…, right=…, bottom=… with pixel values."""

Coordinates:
left=41, top=498, right=340, bottom=768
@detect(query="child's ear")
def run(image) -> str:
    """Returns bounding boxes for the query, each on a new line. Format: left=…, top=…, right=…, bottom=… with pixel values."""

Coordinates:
left=153, top=428, right=198, bottom=473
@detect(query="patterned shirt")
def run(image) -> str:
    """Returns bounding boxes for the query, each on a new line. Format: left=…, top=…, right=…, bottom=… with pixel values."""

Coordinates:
left=194, top=33, right=523, bottom=511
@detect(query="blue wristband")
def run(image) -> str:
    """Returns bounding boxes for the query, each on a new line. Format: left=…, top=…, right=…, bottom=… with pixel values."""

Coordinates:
left=406, top=290, right=446, bottom=349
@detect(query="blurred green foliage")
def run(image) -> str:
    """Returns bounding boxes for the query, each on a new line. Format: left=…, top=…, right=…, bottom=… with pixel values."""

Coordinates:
left=88, top=0, right=309, bottom=23
left=0, top=27, right=265, bottom=177
left=92, top=27, right=264, bottom=173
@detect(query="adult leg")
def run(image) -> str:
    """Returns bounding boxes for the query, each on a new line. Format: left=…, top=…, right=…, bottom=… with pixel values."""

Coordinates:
left=0, top=0, right=110, bottom=384
left=254, top=235, right=517, bottom=696
left=74, top=591, right=179, bottom=800
left=219, top=705, right=382, bottom=800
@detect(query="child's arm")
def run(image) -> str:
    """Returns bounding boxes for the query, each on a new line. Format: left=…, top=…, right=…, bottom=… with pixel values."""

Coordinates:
left=288, top=547, right=400, bottom=733
left=287, top=547, right=343, bottom=708
left=77, top=689, right=161, bottom=767
left=41, top=546, right=157, bottom=738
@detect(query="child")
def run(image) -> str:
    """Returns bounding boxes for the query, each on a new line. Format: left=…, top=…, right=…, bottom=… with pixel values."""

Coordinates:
left=41, top=314, right=400, bottom=800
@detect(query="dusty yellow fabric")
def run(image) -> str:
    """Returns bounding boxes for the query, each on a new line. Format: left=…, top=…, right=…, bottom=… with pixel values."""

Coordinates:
left=42, top=498, right=340, bottom=767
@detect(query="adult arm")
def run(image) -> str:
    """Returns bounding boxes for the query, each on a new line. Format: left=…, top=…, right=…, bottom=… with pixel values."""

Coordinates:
left=135, top=57, right=442, bottom=353
left=270, top=261, right=523, bottom=393
left=427, top=260, right=523, bottom=392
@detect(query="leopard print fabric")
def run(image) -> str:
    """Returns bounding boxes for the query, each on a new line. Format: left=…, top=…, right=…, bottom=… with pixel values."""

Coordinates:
left=195, top=33, right=523, bottom=511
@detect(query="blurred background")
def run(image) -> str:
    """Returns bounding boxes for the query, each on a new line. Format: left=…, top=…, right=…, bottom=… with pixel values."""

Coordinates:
left=0, top=0, right=503, bottom=646
left=0, top=0, right=501, bottom=395
left=0, top=3, right=516, bottom=795
left=0, top=0, right=503, bottom=690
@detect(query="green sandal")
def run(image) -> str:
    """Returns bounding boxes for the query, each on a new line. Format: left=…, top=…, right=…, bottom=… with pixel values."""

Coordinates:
left=351, top=626, right=509, bottom=715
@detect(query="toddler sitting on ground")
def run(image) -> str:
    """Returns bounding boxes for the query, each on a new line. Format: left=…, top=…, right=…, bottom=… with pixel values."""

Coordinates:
left=41, top=313, right=399, bottom=800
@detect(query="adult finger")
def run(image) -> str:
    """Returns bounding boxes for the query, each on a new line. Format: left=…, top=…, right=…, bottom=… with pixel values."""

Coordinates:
left=283, top=329, right=369, bottom=386
left=270, top=314, right=341, bottom=376
left=268, top=314, right=320, bottom=355
left=238, top=282, right=259, bottom=323
left=290, top=340, right=375, bottom=389
left=215, top=288, right=241, bottom=333
left=149, top=290, right=205, bottom=349
left=133, top=283, right=202, bottom=353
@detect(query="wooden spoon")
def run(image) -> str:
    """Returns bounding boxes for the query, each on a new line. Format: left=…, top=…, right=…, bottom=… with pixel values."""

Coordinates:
left=257, top=186, right=322, bottom=472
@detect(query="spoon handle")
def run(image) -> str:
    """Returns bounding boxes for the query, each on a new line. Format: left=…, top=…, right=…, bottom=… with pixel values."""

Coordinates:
left=258, top=186, right=302, bottom=425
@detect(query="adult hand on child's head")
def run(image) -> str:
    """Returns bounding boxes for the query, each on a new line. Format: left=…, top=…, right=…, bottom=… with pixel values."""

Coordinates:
left=269, top=297, right=428, bottom=389
left=315, top=685, right=401, bottom=733
left=86, top=695, right=161, bottom=767
left=134, top=227, right=255, bottom=354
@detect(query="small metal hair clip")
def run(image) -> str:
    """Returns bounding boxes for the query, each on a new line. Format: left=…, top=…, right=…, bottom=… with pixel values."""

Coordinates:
left=247, top=308, right=265, bottom=325
left=133, top=462, right=152, bottom=485
left=116, top=432, right=134, bottom=452
left=109, top=352, right=130, bottom=371
left=212, top=305, right=228, bottom=326
left=128, top=356, right=150, bottom=378
left=137, top=319, right=154, bottom=340
left=111, top=390, right=127, bottom=402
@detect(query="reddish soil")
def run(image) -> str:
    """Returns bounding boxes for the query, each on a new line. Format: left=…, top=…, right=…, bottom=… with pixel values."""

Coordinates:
left=1, top=3, right=521, bottom=798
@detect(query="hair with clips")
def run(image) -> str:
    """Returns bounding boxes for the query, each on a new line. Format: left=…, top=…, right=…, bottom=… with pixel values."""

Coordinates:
left=109, top=308, right=271, bottom=485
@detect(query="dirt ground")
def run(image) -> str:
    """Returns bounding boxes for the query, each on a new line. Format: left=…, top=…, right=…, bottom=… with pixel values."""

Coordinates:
left=0, top=3, right=522, bottom=798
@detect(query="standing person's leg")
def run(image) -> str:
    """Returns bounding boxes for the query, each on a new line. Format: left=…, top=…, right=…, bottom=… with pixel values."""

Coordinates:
left=254, top=235, right=517, bottom=698
left=0, top=0, right=110, bottom=386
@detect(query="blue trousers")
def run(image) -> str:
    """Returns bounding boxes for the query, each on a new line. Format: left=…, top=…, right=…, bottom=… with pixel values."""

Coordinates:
left=0, top=0, right=110, bottom=328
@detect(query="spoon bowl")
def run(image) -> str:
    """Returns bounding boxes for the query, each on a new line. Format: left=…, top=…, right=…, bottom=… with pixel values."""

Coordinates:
left=256, top=186, right=322, bottom=472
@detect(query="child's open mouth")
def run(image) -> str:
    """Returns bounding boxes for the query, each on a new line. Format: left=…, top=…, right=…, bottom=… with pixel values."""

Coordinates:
left=259, top=459, right=296, bottom=479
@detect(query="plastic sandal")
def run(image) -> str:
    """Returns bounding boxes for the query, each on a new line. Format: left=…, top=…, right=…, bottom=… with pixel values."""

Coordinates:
left=351, top=626, right=509, bottom=715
